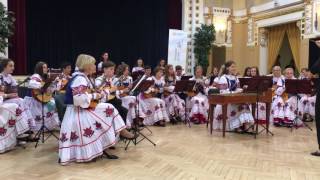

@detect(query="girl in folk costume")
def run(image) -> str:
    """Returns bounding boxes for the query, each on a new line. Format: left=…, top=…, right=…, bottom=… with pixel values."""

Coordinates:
left=59, top=54, right=137, bottom=165
left=270, top=65, right=286, bottom=126
left=24, top=62, right=60, bottom=131
left=297, top=70, right=316, bottom=121
left=243, top=67, right=251, bottom=78
left=112, top=63, right=145, bottom=127
left=0, top=94, right=28, bottom=153
left=132, top=58, right=145, bottom=73
left=139, top=67, right=169, bottom=127
left=163, top=64, right=185, bottom=123
left=187, top=65, right=209, bottom=124
left=213, top=61, right=254, bottom=131
left=0, top=58, right=31, bottom=133
left=132, top=59, right=145, bottom=81
left=95, top=61, right=129, bottom=123
left=157, top=59, right=167, bottom=70
left=97, top=51, right=109, bottom=73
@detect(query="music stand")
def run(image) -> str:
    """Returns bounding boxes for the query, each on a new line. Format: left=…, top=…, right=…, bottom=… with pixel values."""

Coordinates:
left=174, top=80, right=196, bottom=127
left=132, top=71, right=145, bottom=82
left=285, top=79, right=313, bottom=131
left=242, top=76, right=273, bottom=138
left=34, top=80, right=59, bottom=148
left=125, top=79, right=156, bottom=150
left=181, top=75, right=193, bottom=81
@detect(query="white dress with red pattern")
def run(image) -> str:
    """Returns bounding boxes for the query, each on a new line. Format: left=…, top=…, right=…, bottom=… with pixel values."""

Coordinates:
left=0, top=96, right=27, bottom=153
left=271, top=77, right=303, bottom=127
left=23, top=74, right=60, bottom=131
left=213, top=75, right=254, bottom=131
left=298, top=95, right=316, bottom=118
left=59, top=72, right=126, bottom=165
left=0, top=73, right=32, bottom=131
left=187, top=76, right=209, bottom=123
left=271, top=76, right=285, bottom=125
left=163, top=78, right=185, bottom=120
left=137, top=76, right=169, bottom=125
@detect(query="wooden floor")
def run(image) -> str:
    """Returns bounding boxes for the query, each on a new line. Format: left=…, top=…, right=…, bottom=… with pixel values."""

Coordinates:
left=1, top=123, right=320, bottom=180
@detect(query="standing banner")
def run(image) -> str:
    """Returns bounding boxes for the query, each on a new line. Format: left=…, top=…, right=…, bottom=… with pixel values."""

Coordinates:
left=168, top=29, right=188, bottom=73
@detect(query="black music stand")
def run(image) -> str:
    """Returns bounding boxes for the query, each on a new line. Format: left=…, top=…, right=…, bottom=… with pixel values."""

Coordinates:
left=241, top=76, right=273, bottom=138
left=132, top=70, right=145, bottom=81
left=174, top=80, right=196, bottom=128
left=34, top=81, right=59, bottom=148
left=125, top=79, right=156, bottom=150
left=181, top=75, right=193, bottom=81
left=285, top=79, right=313, bottom=131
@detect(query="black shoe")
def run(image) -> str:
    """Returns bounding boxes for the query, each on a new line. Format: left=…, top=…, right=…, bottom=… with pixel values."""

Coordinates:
left=311, top=151, right=320, bottom=156
left=103, top=152, right=119, bottom=159
left=109, top=146, right=116, bottom=150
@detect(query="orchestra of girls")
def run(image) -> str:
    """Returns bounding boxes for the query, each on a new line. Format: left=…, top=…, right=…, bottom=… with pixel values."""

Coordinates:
left=0, top=53, right=316, bottom=165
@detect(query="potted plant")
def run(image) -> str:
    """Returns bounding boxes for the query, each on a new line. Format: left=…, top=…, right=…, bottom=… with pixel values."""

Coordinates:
left=0, top=2, right=15, bottom=55
left=193, top=24, right=215, bottom=74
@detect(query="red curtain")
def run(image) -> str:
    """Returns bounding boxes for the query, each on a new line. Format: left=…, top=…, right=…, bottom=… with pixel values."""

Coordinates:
left=8, top=0, right=27, bottom=75
left=168, top=0, right=182, bottom=30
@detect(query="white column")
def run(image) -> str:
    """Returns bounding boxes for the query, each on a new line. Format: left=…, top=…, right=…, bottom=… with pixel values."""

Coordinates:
left=0, top=0, right=8, bottom=58
left=259, top=29, right=268, bottom=75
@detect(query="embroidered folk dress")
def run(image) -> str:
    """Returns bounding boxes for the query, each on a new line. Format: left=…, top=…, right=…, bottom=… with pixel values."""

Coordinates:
left=187, top=76, right=209, bottom=123
left=23, top=74, right=60, bottom=131
left=163, top=77, right=185, bottom=120
left=213, top=74, right=254, bottom=131
left=137, top=76, right=169, bottom=125
left=0, top=73, right=32, bottom=129
left=59, top=72, right=126, bottom=165
left=0, top=96, right=28, bottom=153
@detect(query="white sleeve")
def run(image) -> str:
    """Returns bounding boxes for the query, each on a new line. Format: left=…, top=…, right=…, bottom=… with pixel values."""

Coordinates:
left=275, top=78, right=285, bottom=96
left=0, top=96, right=3, bottom=105
left=28, top=74, right=42, bottom=89
left=218, top=76, right=229, bottom=94
left=71, top=76, right=93, bottom=108
left=95, top=76, right=104, bottom=87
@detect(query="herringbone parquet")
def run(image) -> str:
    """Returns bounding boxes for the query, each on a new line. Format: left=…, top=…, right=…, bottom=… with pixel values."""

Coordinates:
left=1, top=123, right=320, bottom=180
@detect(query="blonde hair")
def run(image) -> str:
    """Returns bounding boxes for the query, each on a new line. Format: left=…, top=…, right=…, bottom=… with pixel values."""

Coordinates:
left=76, top=54, right=96, bottom=71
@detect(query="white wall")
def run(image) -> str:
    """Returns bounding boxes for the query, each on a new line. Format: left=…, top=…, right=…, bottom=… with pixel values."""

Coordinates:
left=0, top=0, right=8, bottom=57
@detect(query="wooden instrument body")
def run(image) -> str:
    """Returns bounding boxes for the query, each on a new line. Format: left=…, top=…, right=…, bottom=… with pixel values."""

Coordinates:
left=32, top=89, right=53, bottom=103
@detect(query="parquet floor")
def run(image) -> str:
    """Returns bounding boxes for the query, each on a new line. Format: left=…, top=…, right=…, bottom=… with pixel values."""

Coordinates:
left=1, top=123, right=320, bottom=180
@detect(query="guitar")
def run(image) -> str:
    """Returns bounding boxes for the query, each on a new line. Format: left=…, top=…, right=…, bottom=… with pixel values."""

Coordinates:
left=32, top=74, right=60, bottom=103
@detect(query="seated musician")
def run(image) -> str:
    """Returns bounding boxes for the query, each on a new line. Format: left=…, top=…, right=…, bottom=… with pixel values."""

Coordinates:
left=24, top=61, right=60, bottom=131
left=144, top=65, right=152, bottom=78
left=273, top=67, right=303, bottom=127
left=55, top=62, right=72, bottom=92
left=213, top=61, right=254, bottom=132
left=139, top=67, right=169, bottom=127
left=175, top=65, right=184, bottom=81
left=163, top=64, right=185, bottom=124
left=112, top=63, right=145, bottom=128
left=95, top=61, right=129, bottom=123
left=59, top=54, right=137, bottom=165
left=298, top=69, right=316, bottom=122
left=187, top=65, right=209, bottom=124
left=132, top=58, right=145, bottom=73
left=0, top=58, right=31, bottom=135
left=0, top=93, right=27, bottom=153
left=270, top=65, right=285, bottom=126
left=97, top=51, right=109, bottom=73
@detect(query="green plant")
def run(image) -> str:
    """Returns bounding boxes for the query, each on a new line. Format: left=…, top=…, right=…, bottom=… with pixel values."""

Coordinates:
left=193, top=24, right=215, bottom=74
left=0, top=2, right=15, bottom=55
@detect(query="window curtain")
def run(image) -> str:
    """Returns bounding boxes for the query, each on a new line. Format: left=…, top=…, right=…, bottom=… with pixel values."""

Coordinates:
left=267, top=25, right=286, bottom=71
left=286, top=23, right=301, bottom=71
